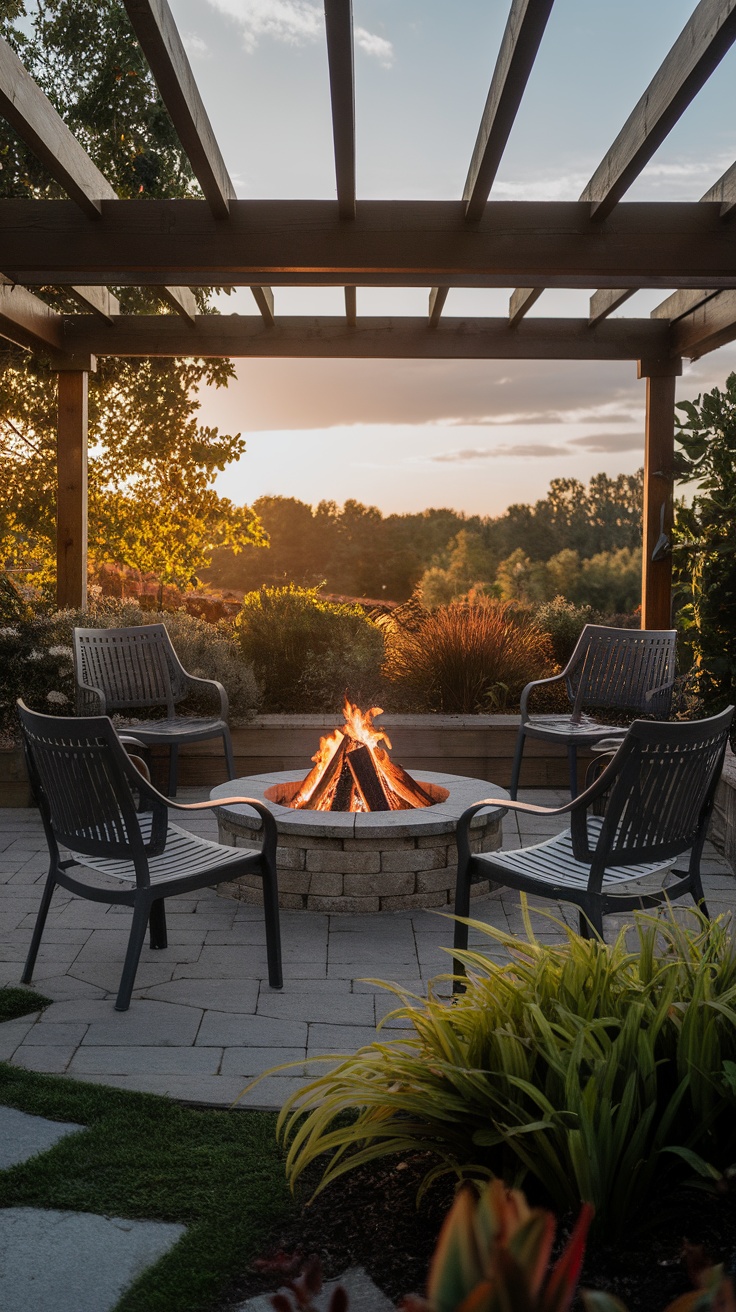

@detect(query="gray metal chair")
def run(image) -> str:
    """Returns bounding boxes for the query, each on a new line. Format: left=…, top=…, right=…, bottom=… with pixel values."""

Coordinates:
left=17, top=701, right=281, bottom=1012
left=454, top=707, right=733, bottom=985
left=74, top=624, right=235, bottom=796
left=509, top=625, right=677, bottom=798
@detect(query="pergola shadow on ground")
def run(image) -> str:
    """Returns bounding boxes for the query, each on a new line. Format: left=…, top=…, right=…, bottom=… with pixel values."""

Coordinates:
left=1, top=788, right=733, bottom=1106
left=3, top=0, right=736, bottom=625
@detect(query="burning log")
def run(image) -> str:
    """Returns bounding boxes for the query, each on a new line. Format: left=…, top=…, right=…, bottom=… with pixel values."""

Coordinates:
left=291, top=700, right=433, bottom=814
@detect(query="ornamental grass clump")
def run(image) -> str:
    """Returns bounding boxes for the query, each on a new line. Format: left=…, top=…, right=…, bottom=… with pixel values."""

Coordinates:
left=382, top=601, right=555, bottom=713
left=277, top=908, right=736, bottom=1240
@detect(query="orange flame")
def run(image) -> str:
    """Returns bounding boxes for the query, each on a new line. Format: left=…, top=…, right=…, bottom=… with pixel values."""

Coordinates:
left=289, top=700, right=433, bottom=813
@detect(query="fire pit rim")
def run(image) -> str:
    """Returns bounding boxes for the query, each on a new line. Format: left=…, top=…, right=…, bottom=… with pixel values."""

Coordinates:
left=211, top=770, right=509, bottom=840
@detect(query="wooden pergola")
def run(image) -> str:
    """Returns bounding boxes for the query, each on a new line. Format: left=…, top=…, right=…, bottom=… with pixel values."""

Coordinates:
left=3, top=0, right=736, bottom=625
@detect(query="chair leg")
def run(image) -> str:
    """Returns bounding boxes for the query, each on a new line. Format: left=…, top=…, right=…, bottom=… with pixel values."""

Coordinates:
left=115, top=901, right=151, bottom=1012
left=452, top=859, right=473, bottom=993
left=223, top=727, right=236, bottom=781
left=148, top=898, right=168, bottom=950
left=568, top=744, right=579, bottom=798
left=691, top=869, right=710, bottom=919
left=261, top=865, right=283, bottom=989
left=21, top=867, right=57, bottom=985
left=579, top=903, right=604, bottom=940
left=167, top=744, right=179, bottom=798
left=509, top=728, right=526, bottom=801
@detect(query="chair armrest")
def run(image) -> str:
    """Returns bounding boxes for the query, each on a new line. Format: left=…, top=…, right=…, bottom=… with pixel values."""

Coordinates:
left=182, top=673, right=229, bottom=720
left=129, top=767, right=277, bottom=858
left=519, top=673, right=567, bottom=722
left=76, top=681, right=107, bottom=715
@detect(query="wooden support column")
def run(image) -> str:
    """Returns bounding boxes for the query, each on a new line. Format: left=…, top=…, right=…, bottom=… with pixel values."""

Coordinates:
left=56, top=362, right=94, bottom=609
left=638, top=357, right=682, bottom=630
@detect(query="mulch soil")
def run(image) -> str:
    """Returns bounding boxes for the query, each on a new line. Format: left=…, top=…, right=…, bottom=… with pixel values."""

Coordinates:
left=218, top=1154, right=736, bottom=1312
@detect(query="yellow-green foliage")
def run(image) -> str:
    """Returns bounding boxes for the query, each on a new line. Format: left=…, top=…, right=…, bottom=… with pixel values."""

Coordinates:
left=382, top=601, right=555, bottom=713
left=236, top=585, right=384, bottom=712
left=277, top=908, right=736, bottom=1239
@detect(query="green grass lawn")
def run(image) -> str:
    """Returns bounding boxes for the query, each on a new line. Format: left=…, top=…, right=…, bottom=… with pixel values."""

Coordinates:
left=0, top=1008, right=293, bottom=1312
left=0, top=986, right=53, bottom=1023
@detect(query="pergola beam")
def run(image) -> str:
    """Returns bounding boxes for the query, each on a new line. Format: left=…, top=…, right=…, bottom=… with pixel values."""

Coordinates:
left=156, top=285, right=198, bottom=323
left=588, top=288, right=635, bottom=326
left=581, top=0, right=736, bottom=221
left=670, top=288, right=736, bottom=357
left=60, top=313, right=672, bottom=360
left=122, top=0, right=236, bottom=219
left=509, top=286, right=542, bottom=325
left=702, top=157, right=736, bottom=217
left=431, top=0, right=555, bottom=325
left=463, top=0, right=556, bottom=223
left=650, top=288, right=718, bottom=321
left=0, top=36, right=117, bottom=218
left=0, top=279, right=64, bottom=352
left=4, top=199, right=736, bottom=288
left=67, top=286, right=121, bottom=322
left=324, top=0, right=356, bottom=221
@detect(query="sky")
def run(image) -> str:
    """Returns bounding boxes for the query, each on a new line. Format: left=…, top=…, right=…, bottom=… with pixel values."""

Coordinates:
left=164, top=0, right=736, bottom=516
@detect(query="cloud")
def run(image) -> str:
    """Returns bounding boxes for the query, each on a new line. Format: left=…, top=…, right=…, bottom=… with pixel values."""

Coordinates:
left=439, top=402, right=642, bottom=428
left=355, top=26, right=393, bottom=67
left=206, top=0, right=393, bottom=62
left=567, top=431, right=644, bottom=453
left=432, top=443, right=572, bottom=463
left=183, top=32, right=211, bottom=57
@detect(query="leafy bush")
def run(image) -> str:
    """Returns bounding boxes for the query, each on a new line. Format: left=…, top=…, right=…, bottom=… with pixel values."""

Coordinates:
left=533, top=596, right=596, bottom=667
left=674, top=374, right=736, bottom=725
left=382, top=601, right=555, bottom=713
left=0, top=580, right=259, bottom=740
left=235, top=585, right=385, bottom=713
left=276, top=909, right=736, bottom=1240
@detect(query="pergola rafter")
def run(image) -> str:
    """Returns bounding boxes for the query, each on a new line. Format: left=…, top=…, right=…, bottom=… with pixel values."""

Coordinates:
left=1, top=0, right=735, bottom=627
left=513, top=0, right=736, bottom=323
left=429, top=0, right=554, bottom=325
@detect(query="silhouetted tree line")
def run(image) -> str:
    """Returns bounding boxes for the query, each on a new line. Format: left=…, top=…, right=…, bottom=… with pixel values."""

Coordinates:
left=204, top=471, right=644, bottom=605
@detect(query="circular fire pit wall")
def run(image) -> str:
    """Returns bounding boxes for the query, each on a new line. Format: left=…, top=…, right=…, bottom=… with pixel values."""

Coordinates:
left=212, top=771, right=507, bottom=912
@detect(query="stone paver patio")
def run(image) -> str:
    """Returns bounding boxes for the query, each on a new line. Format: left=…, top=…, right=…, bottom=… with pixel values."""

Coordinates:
left=1, top=789, right=734, bottom=1107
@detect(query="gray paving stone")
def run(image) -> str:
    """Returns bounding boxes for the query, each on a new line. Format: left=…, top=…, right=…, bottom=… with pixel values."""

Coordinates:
left=256, top=992, right=376, bottom=1026
left=0, top=1106, right=84, bottom=1170
left=68, top=1045, right=223, bottom=1076
left=220, top=1046, right=308, bottom=1077
left=0, top=1208, right=185, bottom=1312
left=81, top=1001, right=203, bottom=1046
left=307, top=1024, right=380, bottom=1053
left=0, top=1018, right=36, bottom=1061
left=67, top=961, right=178, bottom=992
left=11, top=1045, right=77, bottom=1074
left=196, top=1011, right=308, bottom=1048
left=167, top=946, right=275, bottom=977
left=140, top=978, right=260, bottom=1012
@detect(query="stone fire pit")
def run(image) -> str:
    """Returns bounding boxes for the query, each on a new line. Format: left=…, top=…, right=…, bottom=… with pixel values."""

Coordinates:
left=211, top=771, right=508, bottom=912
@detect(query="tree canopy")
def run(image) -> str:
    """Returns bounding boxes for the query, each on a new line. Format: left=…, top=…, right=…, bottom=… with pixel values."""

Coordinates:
left=0, top=0, right=263, bottom=594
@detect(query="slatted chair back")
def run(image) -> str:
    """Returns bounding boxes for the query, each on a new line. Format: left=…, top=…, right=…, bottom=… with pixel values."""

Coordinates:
left=565, top=625, right=676, bottom=718
left=571, top=709, right=732, bottom=871
left=16, top=702, right=161, bottom=878
left=74, top=625, right=188, bottom=715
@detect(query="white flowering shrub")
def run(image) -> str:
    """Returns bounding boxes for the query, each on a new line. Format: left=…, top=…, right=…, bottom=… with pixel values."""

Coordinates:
left=0, top=579, right=260, bottom=742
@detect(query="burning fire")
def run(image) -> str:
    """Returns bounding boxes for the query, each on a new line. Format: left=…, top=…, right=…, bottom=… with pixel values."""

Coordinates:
left=290, top=700, right=434, bottom=813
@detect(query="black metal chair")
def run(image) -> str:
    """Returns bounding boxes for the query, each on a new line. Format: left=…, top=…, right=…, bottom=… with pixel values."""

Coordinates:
left=17, top=702, right=282, bottom=1012
left=454, top=707, right=733, bottom=983
left=73, top=624, right=235, bottom=797
left=509, top=624, right=677, bottom=798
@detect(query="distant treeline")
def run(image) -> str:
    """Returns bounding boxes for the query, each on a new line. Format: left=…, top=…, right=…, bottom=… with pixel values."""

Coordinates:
left=204, top=471, right=644, bottom=611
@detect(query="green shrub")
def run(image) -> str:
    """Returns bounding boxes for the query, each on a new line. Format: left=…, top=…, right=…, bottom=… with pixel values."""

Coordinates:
left=0, top=581, right=259, bottom=740
left=533, top=596, right=596, bottom=666
left=276, top=908, right=736, bottom=1240
left=235, top=585, right=385, bottom=713
left=382, top=601, right=555, bottom=713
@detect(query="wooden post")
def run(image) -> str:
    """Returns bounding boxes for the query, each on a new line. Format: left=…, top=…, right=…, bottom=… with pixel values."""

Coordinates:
left=638, top=357, right=682, bottom=630
left=56, top=366, right=91, bottom=609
